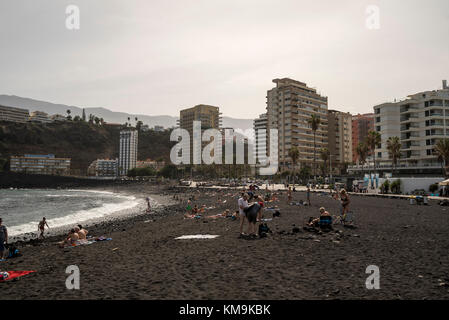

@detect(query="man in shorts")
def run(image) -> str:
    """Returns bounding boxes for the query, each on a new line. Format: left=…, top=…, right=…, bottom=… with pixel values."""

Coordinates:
left=238, top=193, right=249, bottom=237
left=0, top=218, right=8, bottom=259
left=38, top=217, right=49, bottom=239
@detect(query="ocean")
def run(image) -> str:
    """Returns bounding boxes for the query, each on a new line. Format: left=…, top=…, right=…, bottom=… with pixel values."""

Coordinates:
left=0, top=189, right=141, bottom=237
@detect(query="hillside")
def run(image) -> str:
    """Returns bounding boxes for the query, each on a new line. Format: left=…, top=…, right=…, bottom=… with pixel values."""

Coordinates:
left=0, top=95, right=255, bottom=131
left=0, top=121, right=174, bottom=174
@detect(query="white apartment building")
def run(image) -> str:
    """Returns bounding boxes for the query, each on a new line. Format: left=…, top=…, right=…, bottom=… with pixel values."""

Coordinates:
left=0, top=105, right=30, bottom=123
left=374, top=80, right=449, bottom=169
left=119, top=130, right=138, bottom=175
left=50, top=114, right=67, bottom=122
left=88, top=159, right=118, bottom=177
left=29, top=111, right=51, bottom=123
left=254, top=113, right=268, bottom=165
left=266, top=78, right=328, bottom=171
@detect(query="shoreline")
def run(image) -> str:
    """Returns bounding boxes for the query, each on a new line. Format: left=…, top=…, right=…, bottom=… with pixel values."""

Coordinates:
left=6, top=184, right=178, bottom=245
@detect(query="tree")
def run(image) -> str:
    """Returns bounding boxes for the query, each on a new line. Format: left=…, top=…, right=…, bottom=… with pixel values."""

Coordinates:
left=288, top=146, right=300, bottom=186
left=94, top=117, right=100, bottom=125
left=136, top=120, right=143, bottom=131
left=365, top=131, right=381, bottom=172
left=82, top=109, right=86, bottom=121
left=308, top=114, right=321, bottom=179
left=320, top=148, right=329, bottom=176
left=434, top=138, right=449, bottom=177
left=386, top=136, right=401, bottom=175
left=66, top=109, right=72, bottom=121
left=356, top=143, right=368, bottom=168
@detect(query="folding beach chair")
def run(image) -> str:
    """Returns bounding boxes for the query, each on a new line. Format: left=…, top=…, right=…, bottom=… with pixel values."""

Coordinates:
left=317, top=215, right=333, bottom=231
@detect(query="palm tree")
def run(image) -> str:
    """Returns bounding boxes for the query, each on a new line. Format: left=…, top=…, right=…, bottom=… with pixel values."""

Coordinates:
left=356, top=143, right=368, bottom=169
left=320, top=148, right=329, bottom=176
left=288, top=146, right=300, bottom=186
left=66, top=109, right=72, bottom=121
left=434, top=139, right=449, bottom=177
left=308, top=114, right=321, bottom=179
left=386, top=136, right=401, bottom=176
left=365, top=131, right=381, bottom=172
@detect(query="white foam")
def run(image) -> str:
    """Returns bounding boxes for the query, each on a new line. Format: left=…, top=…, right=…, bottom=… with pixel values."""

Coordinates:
left=8, top=197, right=139, bottom=237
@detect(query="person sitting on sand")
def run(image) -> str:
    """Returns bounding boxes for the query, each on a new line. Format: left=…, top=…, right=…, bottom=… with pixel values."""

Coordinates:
left=58, top=229, right=80, bottom=247
left=308, top=207, right=331, bottom=227
left=192, top=205, right=199, bottom=215
left=38, top=217, right=49, bottom=240
left=77, top=225, right=88, bottom=240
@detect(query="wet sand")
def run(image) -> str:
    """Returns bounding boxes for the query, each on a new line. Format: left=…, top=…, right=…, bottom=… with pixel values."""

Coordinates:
left=1, top=184, right=449, bottom=300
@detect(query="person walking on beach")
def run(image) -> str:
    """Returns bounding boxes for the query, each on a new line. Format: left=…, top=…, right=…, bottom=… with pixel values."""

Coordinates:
left=287, top=187, right=292, bottom=204
left=38, top=217, right=49, bottom=239
left=0, top=218, right=8, bottom=259
left=238, top=193, right=249, bottom=237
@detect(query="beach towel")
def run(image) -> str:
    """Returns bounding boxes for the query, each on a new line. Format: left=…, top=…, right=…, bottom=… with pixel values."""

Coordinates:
left=0, top=271, right=35, bottom=282
left=175, top=235, right=219, bottom=240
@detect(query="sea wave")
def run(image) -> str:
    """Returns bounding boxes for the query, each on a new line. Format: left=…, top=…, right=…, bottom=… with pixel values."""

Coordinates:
left=7, top=197, right=140, bottom=237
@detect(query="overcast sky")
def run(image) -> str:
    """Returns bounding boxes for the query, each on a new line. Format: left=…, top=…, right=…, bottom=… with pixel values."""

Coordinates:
left=0, top=0, right=448, bottom=119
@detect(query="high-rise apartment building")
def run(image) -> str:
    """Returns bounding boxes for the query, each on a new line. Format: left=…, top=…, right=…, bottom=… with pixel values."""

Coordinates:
left=178, top=104, right=222, bottom=163
left=374, top=80, right=449, bottom=169
left=328, top=110, right=353, bottom=168
left=178, top=104, right=221, bottom=133
left=254, top=113, right=268, bottom=165
left=352, top=113, right=374, bottom=163
left=266, top=78, right=328, bottom=171
left=119, top=130, right=138, bottom=175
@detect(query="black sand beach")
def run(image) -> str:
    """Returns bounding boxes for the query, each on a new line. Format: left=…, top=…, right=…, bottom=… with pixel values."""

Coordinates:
left=1, top=183, right=449, bottom=300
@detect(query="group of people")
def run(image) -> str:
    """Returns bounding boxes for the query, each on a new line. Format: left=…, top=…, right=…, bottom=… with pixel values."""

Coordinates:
left=237, top=192, right=265, bottom=238
left=58, top=225, right=89, bottom=247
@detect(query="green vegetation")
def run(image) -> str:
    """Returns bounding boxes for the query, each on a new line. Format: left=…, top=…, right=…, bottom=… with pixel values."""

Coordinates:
left=0, top=121, right=174, bottom=174
left=127, top=167, right=156, bottom=177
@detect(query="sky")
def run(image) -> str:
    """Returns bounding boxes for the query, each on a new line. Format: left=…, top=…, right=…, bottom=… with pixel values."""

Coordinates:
left=0, top=0, right=448, bottom=119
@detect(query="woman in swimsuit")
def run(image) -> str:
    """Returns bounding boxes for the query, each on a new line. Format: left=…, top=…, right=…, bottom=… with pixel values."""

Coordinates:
left=340, top=189, right=350, bottom=217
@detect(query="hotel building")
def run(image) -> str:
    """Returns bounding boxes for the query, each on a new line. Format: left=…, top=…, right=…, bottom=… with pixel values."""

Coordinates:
left=29, top=111, right=51, bottom=123
left=119, top=130, right=138, bottom=175
left=10, top=154, right=71, bottom=175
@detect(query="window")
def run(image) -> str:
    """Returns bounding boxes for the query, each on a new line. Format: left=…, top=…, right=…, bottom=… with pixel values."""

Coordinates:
left=377, top=152, right=382, bottom=158
left=376, top=126, right=381, bottom=132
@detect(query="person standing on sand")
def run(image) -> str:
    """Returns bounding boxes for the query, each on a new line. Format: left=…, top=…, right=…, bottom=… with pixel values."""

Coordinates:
left=0, top=218, right=8, bottom=259
left=306, top=187, right=311, bottom=206
left=38, top=217, right=49, bottom=239
left=238, top=193, right=249, bottom=237
left=146, top=197, right=151, bottom=213
left=287, top=187, right=292, bottom=204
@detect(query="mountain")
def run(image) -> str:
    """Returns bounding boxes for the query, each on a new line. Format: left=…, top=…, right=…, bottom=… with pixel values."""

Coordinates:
left=0, top=95, right=255, bottom=131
